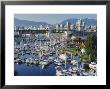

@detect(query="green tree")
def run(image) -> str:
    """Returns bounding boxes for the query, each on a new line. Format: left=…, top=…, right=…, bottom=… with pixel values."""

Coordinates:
left=85, top=35, right=96, bottom=61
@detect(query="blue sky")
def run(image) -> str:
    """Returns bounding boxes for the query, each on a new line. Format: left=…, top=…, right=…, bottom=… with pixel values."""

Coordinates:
left=14, top=14, right=97, bottom=24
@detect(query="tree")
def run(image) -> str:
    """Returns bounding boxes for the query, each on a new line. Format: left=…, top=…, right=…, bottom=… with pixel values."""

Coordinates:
left=85, top=35, right=93, bottom=55
left=85, top=35, right=96, bottom=61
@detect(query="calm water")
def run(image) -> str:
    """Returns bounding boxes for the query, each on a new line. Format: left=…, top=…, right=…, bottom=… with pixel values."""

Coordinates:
left=14, top=63, right=56, bottom=76
left=14, top=63, right=73, bottom=76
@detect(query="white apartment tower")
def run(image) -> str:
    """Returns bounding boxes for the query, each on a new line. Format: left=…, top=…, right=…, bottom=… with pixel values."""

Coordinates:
left=70, top=24, right=74, bottom=30
left=66, top=21, right=69, bottom=30
left=76, top=19, right=82, bottom=31
left=56, top=24, right=59, bottom=30
left=60, top=24, right=63, bottom=30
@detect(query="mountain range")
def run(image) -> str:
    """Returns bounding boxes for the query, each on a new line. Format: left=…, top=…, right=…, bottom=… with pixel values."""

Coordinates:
left=14, top=18, right=51, bottom=26
left=14, top=18, right=97, bottom=27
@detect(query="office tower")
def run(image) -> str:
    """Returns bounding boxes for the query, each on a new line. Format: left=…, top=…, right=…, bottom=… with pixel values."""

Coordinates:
left=56, top=24, right=59, bottom=30
left=60, top=24, right=63, bottom=30
left=70, top=24, right=74, bottom=30
left=76, top=19, right=82, bottom=31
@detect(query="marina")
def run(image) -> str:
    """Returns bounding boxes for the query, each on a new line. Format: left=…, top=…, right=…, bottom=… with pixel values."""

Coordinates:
left=14, top=33, right=96, bottom=76
left=14, top=15, right=97, bottom=76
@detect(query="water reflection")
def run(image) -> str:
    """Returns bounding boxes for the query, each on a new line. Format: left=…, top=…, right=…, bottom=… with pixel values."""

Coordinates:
left=14, top=63, right=56, bottom=76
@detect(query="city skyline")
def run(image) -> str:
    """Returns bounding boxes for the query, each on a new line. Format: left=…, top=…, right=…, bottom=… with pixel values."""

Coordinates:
left=15, top=14, right=97, bottom=24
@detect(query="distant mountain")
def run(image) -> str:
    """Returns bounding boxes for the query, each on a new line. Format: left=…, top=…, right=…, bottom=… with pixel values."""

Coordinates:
left=60, top=18, right=77, bottom=25
left=14, top=18, right=51, bottom=26
left=60, top=18, right=97, bottom=25
left=14, top=18, right=97, bottom=27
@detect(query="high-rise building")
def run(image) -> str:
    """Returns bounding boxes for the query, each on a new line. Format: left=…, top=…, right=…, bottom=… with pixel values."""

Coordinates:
left=82, top=22, right=85, bottom=27
left=56, top=24, right=59, bottom=30
left=60, top=24, right=63, bottom=30
left=76, top=19, right=82, bottom=31
left=76, top=18, right=85, bottom=31
left=66, top=21, right=69, bottom=30
left=70, top=24, right=74, bottom=30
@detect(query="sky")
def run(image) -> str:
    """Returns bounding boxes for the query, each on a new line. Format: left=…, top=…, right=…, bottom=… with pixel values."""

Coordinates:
left=14, top=14, right=97, bottom=24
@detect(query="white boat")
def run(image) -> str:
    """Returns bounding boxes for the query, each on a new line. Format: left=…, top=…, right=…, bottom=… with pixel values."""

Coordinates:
left=41, top=64, right=45, bottom=69
left=71, top=60, right=77, bottom=65
left=25, top=59, right=30, bottom=63
left=34, top=59, right=39, bottom=64
left=68, top=67, right=73, bottom=72
left=57, top=62, right=62, bottom=66
left=56, top=70, right=63, bottom=76
left=72, top=67, right=77, bottom=73
left=54, top=59, right=61, bottom=65
left=39, top=60, right=48, bottom=65
left=62, top=69, right=67, bottom=73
